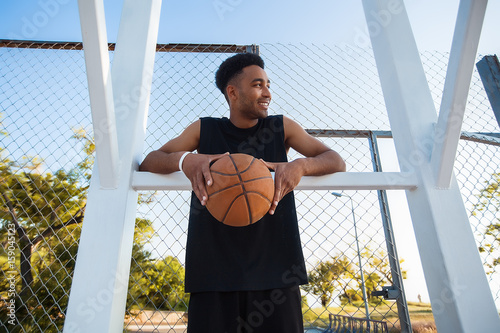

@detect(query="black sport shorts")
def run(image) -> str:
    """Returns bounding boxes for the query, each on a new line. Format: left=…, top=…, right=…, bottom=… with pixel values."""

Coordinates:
left=187, top=286, right=304, bottom=333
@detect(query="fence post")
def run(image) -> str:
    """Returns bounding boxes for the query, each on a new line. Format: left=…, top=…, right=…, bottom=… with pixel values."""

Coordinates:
left=476, top=55, right=500, bottom=130
left=368, top=131, right=412, bottom=333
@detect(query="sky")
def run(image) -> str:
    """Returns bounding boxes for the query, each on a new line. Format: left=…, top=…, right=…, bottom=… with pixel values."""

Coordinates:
left=1, top=0, right=499, bottom=55
left=1, top=0, right=499, bottom=307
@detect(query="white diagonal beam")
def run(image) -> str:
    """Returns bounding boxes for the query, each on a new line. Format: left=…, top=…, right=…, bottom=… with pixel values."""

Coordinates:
left=431, top=0, right=488, bottom=189
left=361, top=1, right=500, bottom=332
left=64, top=0, right=162, bottom=332
left=132, top=171, right=418, bottom=191
left=78, top=0, right=119, bottom=189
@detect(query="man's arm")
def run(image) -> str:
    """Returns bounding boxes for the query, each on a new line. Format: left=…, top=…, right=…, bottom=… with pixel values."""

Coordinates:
left=283, top=115, right=346, bottom=175
left=139, top=120, right=227, bottom=205
left=139, top=120, right=201, bottom=174
left=262, top=116, right=346, bottom=214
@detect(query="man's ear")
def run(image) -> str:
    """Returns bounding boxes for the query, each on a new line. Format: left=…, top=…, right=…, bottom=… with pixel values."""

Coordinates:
left=226, top=84, right=238, bottom=102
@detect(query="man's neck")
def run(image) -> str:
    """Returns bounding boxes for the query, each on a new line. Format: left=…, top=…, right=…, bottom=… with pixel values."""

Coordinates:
left=229, top=117, right=258, bottom=129
left=228, top=111, right=260, bottom=129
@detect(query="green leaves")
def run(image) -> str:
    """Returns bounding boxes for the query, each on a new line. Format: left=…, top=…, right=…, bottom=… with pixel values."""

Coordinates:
left=303, top=249, right=406, bottom=307
left=472, top=173, right=500, bottom=275
left=127, top=254, right=189, bottom=312
left=303, top=255, right=353, bottom=307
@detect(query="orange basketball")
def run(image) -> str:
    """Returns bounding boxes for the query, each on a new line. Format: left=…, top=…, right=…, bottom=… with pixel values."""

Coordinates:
left=206, top=153, right=275, bottom=227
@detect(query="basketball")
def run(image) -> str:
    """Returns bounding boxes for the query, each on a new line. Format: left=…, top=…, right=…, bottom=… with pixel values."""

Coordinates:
left=206, top=153, right=275, bottom=227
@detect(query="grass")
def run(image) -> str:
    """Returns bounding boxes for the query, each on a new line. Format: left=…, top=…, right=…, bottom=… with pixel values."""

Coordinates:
left=303, top=301, right=436, bottom=332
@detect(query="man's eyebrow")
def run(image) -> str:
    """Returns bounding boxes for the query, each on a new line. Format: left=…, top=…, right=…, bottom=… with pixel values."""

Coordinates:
left=251, top=78, right=271, bottom=85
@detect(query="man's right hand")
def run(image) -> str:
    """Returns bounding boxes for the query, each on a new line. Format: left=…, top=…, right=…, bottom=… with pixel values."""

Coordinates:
left=182, top=152, right=229, bottom=206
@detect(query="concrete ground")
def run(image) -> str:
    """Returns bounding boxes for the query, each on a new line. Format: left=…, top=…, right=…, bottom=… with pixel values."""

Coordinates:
left=125, top=324, right=187, bottom=333
left=127, top=324, right=325, bottom=332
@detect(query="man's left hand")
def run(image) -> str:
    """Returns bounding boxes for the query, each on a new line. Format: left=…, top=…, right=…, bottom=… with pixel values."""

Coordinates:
left=260, top=159, right=305, bottom=215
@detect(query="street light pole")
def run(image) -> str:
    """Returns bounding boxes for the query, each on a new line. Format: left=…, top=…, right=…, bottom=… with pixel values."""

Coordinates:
left=332, top=191, right=370, bottom=325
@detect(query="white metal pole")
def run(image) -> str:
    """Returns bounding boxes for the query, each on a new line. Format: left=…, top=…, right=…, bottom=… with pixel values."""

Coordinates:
left=77, top=0, right=120, bottom=189
left=132, top=171, right=419, bottom=191
left=64, top=0, right=162, bottom=332
left=361, top=1, right=500, bottom=332
left=431, top=0, right=488, bottom=188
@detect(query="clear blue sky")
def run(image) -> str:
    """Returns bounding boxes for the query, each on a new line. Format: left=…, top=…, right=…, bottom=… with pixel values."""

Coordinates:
left=1, top=0, right=499, bottom=306
left=1, top=0, right=499, bottom=55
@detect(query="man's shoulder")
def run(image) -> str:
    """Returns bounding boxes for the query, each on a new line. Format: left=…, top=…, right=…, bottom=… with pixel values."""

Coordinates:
left=266, top=114, right=285, bottom=122
left=262, top=114, right=284, bottom=130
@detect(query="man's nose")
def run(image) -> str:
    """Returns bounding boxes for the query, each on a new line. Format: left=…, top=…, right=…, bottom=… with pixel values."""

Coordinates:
left=262, top=85, right=271, bottom=98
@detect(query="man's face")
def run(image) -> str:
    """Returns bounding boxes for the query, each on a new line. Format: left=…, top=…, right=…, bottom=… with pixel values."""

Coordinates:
left=230, top=65, right=272, bottom=120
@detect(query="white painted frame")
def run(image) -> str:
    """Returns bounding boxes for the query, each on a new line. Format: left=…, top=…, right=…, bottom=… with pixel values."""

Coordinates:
left=361, top=0, right=499, bottom=332
left=65, top=0, right=500, bottom=331
left=131, top=171, right=418, bottom=191
left=431, top=0, right=489, bottom=188
left=77, top=0, right=119, bottom=189
left=64, top=0, right=161, bottom=332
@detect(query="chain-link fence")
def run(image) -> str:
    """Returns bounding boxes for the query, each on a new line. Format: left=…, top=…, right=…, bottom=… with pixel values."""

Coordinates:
left=1, top=40, right=499, bottom=333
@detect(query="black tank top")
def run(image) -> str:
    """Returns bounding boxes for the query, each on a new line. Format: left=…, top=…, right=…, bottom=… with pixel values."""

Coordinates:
left=184, top=115, right=307, bottom=292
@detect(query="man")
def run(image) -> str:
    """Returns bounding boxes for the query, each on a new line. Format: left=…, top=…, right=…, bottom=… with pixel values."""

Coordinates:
left=139, top=53, right=345, bottom=332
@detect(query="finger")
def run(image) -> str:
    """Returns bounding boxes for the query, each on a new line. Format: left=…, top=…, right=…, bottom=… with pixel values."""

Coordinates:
left=196, top=185, right=208, bottom=206
left=260, top=159, right=276, bottom=171
left=206, top=152, right=230, bottom=186
left=191, top=175, right=203, bottom=204
left=209, top=152, right=230, bottom=164
left=191, top=182, right=204, bottom=205
left=191, top=171, right=208, bottom=205
left=268, top=200, right=278, bottom=215
left=198, top=174, right=209, bottom=204
left=197, top=181, right=208, bottom=205
left=201, top=162, right=214, bottom=187
left=212, top=151, right=230, bottom=160
left=269, top=183, right=282, bottom=215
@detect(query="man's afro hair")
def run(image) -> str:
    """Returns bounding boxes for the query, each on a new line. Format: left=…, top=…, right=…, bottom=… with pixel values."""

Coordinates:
left=215, top=53, right=265, bottom=95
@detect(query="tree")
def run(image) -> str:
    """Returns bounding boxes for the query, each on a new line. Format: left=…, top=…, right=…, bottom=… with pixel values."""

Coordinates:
left=127, top=219, right=189, bottom=312
left=473, top=173, right=500, bottom=274
left=303, top=255, right=354, bottom=307
left=0, top=122, right=91, bottom=331
left=359, top=247, right=406, bottom=305
left=339, top=288, right=363, bottom=305
left=142, top=257, right=188, bottom=311
left=0, top=145, right=87, bottom=301
left=127, top=216, right=189, bottom=312
left=0, top=125, right=160, bottom=331
left=304, top=249, right=406, bottom=308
